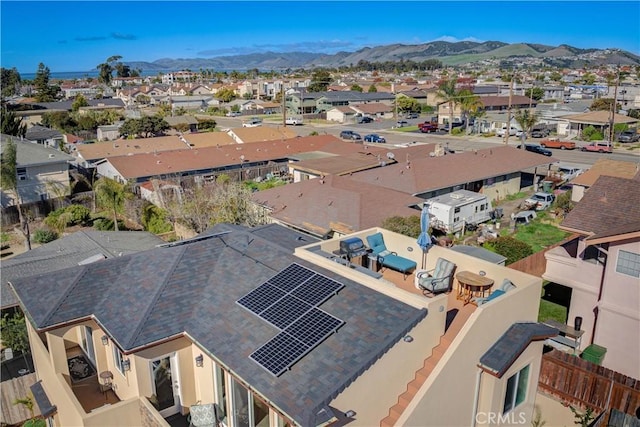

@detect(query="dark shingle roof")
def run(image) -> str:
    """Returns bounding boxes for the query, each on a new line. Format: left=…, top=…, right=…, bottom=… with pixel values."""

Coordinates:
left=561, top=176, right=640, bottom=238
left=10, top=224, right=426, bottom=427
left=25, top=125, right=63, bottom=141
left=1, top=230, right=164, bottom=309
left=1, top=135, right=75, bottom=167
left=478, top=322, right=557, bottom=378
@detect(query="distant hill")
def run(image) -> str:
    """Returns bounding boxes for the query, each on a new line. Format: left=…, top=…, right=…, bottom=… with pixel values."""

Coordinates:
left=125, top=40, right=640, bottom=72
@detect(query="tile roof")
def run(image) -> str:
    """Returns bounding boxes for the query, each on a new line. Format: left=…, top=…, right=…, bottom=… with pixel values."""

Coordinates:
left=10, top=224, right=426, bottom=427
left=76, top=132, right=236, bottom=162
left=292, top=150, right=395, bottom=176
left=562, top=111, right=638, bottom=125
left=571, top=159, right=639, bottom=187
left=349, top=146, right=555, bottom=195
left=253, top=174, right=423, bottom=236
left=478, top=322, right=557, bottom=378
left=1, top=135, right=75, bottom=166
left=102, top=135, right=360, bottom=180
left=561, top=176, right=640, bottom=238
left=1, top=230, right=164, bottom=309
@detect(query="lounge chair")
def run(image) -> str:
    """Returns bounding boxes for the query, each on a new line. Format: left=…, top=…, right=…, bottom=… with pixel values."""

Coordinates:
left=366, top=232, right=417, bottom=279
left=414, top=257, right=457, bottom=296
left=366, top=232, right=395, bottom=258
left=474, top=279, right=516, bottom=305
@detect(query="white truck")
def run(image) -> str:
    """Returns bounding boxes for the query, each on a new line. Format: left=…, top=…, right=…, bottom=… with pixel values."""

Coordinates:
left=285, top=116, right=303, bottom=126
left=425, top=190, right=493, bottom=234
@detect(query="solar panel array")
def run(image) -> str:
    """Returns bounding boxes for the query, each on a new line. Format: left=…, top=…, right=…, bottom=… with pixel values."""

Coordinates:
left=237, top=263, right=345, bottom=376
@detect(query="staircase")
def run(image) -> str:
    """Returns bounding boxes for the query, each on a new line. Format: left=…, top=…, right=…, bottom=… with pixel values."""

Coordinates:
left=380, top=304, right=473, bottom=427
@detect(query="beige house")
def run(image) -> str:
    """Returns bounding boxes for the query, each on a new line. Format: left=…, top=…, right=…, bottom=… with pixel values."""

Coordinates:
left=0, top=135, right=74, bottom=206
left=10, top=222, right=555, bottom=427
left=543, top=175, right=640, bottom=379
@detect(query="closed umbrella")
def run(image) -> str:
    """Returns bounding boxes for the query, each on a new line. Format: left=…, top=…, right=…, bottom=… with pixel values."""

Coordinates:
left=417, top=204, right=432, bottom=269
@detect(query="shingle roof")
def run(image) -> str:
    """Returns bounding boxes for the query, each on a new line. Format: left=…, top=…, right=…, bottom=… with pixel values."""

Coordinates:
left=1, top=135, right=75, bottom=166
left=480, top=96, right=537, bottom=108
left=561, top=176, right=640, bottom=238
left=253, top=174, right=423, bottom=236
left=10, top=224, right=426, bottom=427
left=571, top=159, right=639, bottom=187
left=349, top=146, right=555, bottom=195
left=562, top=111, right=638, bottom=125
left=478, top=322, right=557, bottom=378
left=318, top=91, right=395, bottom=102
left=1, top=230, right=164, bottom=309
left=291, top=150, right=396, bottom=176
left=28, top=98, right=125, bottom=110
left=228, top=126, right=297, bottom=144
left=25, top=125, right=63, bottom=141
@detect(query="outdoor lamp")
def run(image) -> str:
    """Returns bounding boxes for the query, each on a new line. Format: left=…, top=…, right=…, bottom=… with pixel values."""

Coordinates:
left=195, top=354, right=204, bottom=367
left=101, top=335, right=109, bottom=346
left=122, top=359, right=131, bottom=372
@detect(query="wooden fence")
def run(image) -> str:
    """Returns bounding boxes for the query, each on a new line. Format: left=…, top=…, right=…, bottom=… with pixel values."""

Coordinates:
left=0, top=373, right=40, bottom=425
left=539, top=349, right=640, bottom=417
left=508, top=233, right=580, bottom=276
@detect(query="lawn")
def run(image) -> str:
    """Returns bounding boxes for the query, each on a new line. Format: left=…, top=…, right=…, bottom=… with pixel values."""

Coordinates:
left=538, top=283, right=568, bottom=323
left=511, top=221, right=570, bottom=252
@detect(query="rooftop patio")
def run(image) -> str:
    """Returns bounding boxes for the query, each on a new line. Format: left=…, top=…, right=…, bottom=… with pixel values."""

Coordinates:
left=66, top=346, right=120, bottom=414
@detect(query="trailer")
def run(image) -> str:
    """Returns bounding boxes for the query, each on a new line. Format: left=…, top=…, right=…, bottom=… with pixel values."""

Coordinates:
left=425, top=190, right=493, bottom=234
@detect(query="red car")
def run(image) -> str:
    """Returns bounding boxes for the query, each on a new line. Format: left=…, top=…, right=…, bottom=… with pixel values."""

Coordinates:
left=419, top=123, right=438, bottom=133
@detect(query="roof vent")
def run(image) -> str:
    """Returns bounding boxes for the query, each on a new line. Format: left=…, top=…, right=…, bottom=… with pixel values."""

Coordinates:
left=450, top=193, right=463, bottom=199
left=78, top=253, right=107, bottom=265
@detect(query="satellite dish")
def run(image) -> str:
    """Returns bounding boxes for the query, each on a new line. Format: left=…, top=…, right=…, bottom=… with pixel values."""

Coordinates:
left=386, top=152, right=395, bottom=160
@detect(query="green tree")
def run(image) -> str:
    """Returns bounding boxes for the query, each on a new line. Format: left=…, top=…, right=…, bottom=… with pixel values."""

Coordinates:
left=581, top=73, right=596, bottom=85
left=13, top=394, right=46, bottom=427
left=71, top=94, right=89, bottom=112
left=1, top=106, right=26, bottom=137
left=436, top=78, right=458, bottom=135
left=119, top=116, right=169, bottom=138
left=590, top=98, right=619, bottom=112
left=33, top=63, right=59, bottom=102
left=0, top=138, right=31, bottom=249
left=41, top=111, right=77, bottom=133
left=1, top=67, right=22, bottom=98
left=456, top=89, right=482, bottom=132
left=350, top=84, right=363, bottom=92
left=0, top=312, right=31, bottom=371
left=94, top=177, right=126, bottom=231
left=381, top=215, right=421, bottom=238
left=367, top=84, right=377, bottom=93
left=524, top=87, right=545, bottom=101
left=396, top=95, right=420, bottom=113
left=513, top=108, right=539, bottom=138
left=215, top=87, right=236, bottom=103
left=307, top=69, right=332, bottom=92
left=96, top=55, right=122, bottom=85
left=569, top=406, right=594, bottom=427
left=485, top=236, right=533, bottom=265
left=549, top=71, right=563, bottom=82
left=140, top=202, right=173, bottom=234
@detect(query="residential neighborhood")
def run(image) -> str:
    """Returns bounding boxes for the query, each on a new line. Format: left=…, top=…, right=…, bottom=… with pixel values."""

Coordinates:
left=2, top=21, right=640, bottom=427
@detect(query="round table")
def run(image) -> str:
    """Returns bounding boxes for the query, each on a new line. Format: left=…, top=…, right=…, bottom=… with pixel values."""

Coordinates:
left=456, top=271, right=494, bottom=305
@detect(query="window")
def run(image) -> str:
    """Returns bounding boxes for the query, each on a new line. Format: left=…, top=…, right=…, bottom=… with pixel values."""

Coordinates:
left=113, top=346, right=126, bottom=375
left=454, top=207, right=461, bottom=213
left=17, top=167, right=27, bottom=181
left=213, top=364, right=228, bottom=425
left=504, top=365, right=529, bottom=413
left=616, top=250, right=640, bottom=278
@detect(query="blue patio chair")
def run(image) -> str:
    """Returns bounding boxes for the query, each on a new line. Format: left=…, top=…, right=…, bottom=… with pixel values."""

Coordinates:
left=366, top=232, right=396, bottom=258
left=474, top=279, right=516, bottom=306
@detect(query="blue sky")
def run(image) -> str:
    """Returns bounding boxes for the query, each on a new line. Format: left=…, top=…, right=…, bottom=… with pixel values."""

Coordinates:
left=2, top=1, right=639, bottom=73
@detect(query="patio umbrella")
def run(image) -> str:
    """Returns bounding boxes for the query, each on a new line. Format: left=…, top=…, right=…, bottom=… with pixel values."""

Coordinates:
left=417, top=204, right=432, bottom=269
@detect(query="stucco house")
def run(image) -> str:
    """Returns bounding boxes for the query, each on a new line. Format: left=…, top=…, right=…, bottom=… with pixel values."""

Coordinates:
left=543, top=175, right=640, bottom=379
left=9, top=223, right=552, bottom=427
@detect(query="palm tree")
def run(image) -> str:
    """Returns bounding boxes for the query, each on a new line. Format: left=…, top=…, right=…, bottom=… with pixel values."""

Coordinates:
left=0, top=138, right=31, bottom=250
left=456, top=89, right=483, bottom=134
left=436, top=78, right=458, bottom=135
left=94, top=177, right=126, bottom=231
left=513, top=108, right=539, bottom=142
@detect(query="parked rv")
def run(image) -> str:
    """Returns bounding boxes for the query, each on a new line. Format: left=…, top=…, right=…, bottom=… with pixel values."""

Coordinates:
left=425, top=190, right=493, bottom=234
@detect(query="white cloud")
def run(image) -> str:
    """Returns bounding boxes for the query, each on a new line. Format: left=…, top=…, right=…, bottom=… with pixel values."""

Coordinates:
left=434, top=35, right=484, bottom=43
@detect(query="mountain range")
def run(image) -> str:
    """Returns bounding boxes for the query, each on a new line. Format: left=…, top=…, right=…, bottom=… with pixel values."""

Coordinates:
left=125, top=40, right=640, bottom=72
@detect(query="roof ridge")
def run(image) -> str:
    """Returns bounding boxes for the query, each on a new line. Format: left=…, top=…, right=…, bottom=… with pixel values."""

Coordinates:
left=126, top=245, right=188, bottom=348
left=41, top=266, right=91, bottom=326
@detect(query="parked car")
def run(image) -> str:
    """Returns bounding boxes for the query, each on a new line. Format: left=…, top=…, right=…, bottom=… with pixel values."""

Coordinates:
left=226, top=111, right=241, bottom=117
left=496, top=126, right=520, bottom=137
left=364, top=134, right=386, bottom=143
left=396, top=120, right=408, bottom=127
left=419, top=123, right=438, bottom=133
left=539, top=138, right=576, bottom=150
left=285, top=117, right=303, bottom=125
left=617, top=130, right=640, bottom=143
left=340, top=130, right=362, bottom=141
left=440, top=121, right=465, bottom=132
left=517, top=143, right=552, bottom=156
left=531, top=127, right=550, bottom=138
left=512, top=210, right=537, bottom=225
left=523, top=192, right=556, bottom=211
left=242, top=117, right=262, bottom=127
left=581, top=142, right=613, bottom=153
left=406, top=112, right=419, bottom=119
left=358, top=116, right=374, bottom=124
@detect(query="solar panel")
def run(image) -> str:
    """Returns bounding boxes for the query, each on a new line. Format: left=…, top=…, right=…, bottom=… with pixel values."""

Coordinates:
left=260, top=295, right=312, bottom=330
left=267, top=263, right=314, bottom=292
left=291, top=274, right=344, bottom=306
left=250, top=332, right=310, bottom=377
left=285, top=308, right=344, bottom=348
left=237, top=262, right=346, bottom=376
left=237, top=283, right=285, bottom=315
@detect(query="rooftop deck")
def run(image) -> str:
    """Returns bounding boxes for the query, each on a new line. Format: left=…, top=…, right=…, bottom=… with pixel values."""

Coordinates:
left=66, top=346, right=120, bottom=413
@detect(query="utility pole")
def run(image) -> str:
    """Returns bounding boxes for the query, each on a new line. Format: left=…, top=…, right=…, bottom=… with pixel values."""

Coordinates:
left=608, top=69, right=620, bottom=146
left=282, top=86, right=287, bottom=127
left=505, top=76, right=514, bottom=145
